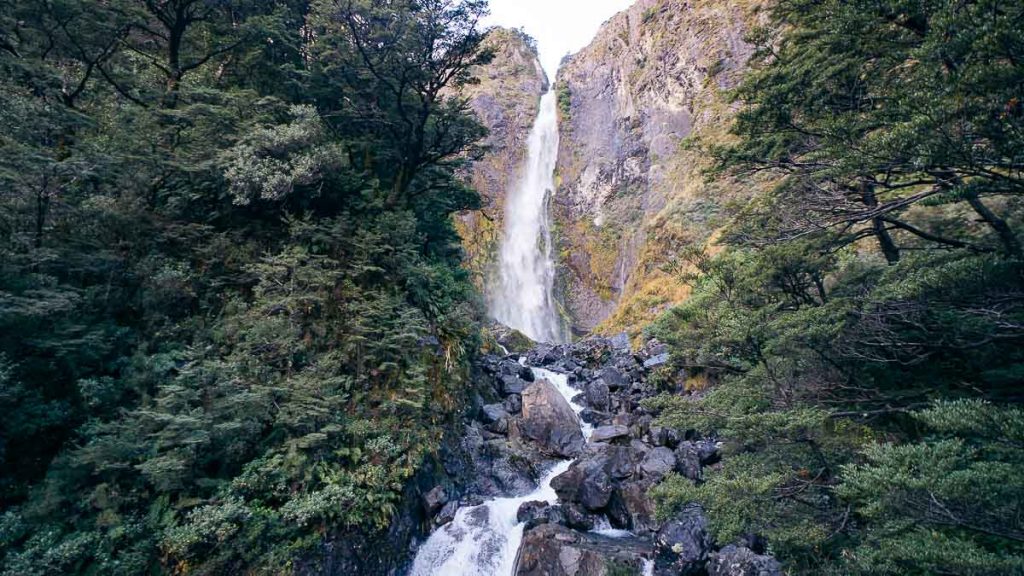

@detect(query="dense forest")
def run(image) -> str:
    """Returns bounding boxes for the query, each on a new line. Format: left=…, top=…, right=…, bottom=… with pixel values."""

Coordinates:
left=648, top=0, right=1024, bottom=573
left=0, top=0, right=491, bottom=573
left=0, top=0, right=1022, bottom=575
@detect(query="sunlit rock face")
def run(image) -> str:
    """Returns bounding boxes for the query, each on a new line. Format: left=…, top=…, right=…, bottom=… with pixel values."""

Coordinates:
left=553, top=0, right=767, bottom=336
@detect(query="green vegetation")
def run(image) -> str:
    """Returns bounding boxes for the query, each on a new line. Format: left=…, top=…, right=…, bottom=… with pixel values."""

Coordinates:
left=0, top=0, right=490, bottom=573
left=647, top=0, right=1024, bottom=574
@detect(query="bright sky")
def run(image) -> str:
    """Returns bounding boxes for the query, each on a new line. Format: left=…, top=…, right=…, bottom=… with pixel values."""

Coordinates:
left=483, top=0, right=638, bottom=79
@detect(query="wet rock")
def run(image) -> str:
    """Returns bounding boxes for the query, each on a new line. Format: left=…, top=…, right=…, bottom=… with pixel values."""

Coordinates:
left=640, top=446, right=676, bottom=479
left=656, top=504, right=713, bottom=574
left=562, top=502, right=599, bottom=531
left=434, top=501, right=459, bottom=527
left=520, top=379, right=585, bottom=458
left=517, top=501, right=565, bottom=529
left=707, top=545, right=783, bottom=576
left=461, top=424, right=539, bottom=496
left=519, top=365, right=535, bottom=382
left=584, top=378, right=610, bottom=411
left=590, top=424, right=630, bottom=443
left=422, top=485, right=448, bottom=517
left=514, top=523, right=654, bottom=576
left=552, top=452, right=613, bottom=510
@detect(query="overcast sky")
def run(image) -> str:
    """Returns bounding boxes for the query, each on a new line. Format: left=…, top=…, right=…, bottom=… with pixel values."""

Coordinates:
left=482, top=0, right=637, bottom=79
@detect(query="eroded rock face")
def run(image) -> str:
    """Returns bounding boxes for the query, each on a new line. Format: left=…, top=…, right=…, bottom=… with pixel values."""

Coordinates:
left=553, top=0, right=767, bottom=335
left=514, top=523, right=654, bottom=576
left=519, top=379, right=586, bottom=457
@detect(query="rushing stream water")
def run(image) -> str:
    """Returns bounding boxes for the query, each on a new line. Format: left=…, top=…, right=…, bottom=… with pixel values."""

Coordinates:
left=408, top=369, right=586, bottom=575
left=490, top=88, right=566, bottom=344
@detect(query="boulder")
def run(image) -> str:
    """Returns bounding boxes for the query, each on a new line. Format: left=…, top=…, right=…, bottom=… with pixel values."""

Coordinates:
left=601, top=366, right=629, bottom=390
left=501, top=374, right=528, bottom=395
left=517, top=501, right=565, bottom=529
left=590, top=425, right=630, bottom=443
left=609, top=332, right=631, bottom=352
left=656, top=504, right=713, bottom=574
left=504, top=393, right=523, bottom=414
left=519, top=379, right=585, bottom=458
left=606, top=481, right=657, bottom=533
left=640, top=446, right=676, bottom=479
left=674, top=442, right=703, bottom=481
left=562, top=502, right=598, bottom=531
left=421, top=485, right=448, bottom=517
left=584, top=378, right=610, bottom=411
left=514, top=523, right=654, bottom=576
left=707, top=545, right=782, bottom=576
left=434, top=501, right=459, bottom=527
left=552, top=444, right=634, bottom=511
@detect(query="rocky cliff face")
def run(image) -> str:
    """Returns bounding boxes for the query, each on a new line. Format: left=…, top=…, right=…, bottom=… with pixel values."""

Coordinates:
left=456, top=28, right=548, bottom=287
left=553, top=0, right=767, bottom=337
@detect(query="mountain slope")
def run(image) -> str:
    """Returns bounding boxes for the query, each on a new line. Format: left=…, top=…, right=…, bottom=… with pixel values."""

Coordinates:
left=553, top=0, right=768, bottom=337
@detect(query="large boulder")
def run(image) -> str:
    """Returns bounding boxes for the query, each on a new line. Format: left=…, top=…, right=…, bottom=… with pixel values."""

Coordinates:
left=606, top=481, right=657, bottom=533
left=519, top=379, right=585, bottom=458
left=656, top=504, right=713, bottom=574
left=514, top=523, right=654, bottom=576
left=552, top=444, right=634, bottom=511
left=640, top=446, right=676, bottom=480
left=707, top=545, right=782, bottom=576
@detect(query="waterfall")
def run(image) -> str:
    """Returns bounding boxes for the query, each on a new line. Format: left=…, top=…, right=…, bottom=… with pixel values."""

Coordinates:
left=490, top=88, right=566, bottom=344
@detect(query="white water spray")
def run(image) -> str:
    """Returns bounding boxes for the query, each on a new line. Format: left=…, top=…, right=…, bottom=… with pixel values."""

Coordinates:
left=490, top=89, right=565, bottom=344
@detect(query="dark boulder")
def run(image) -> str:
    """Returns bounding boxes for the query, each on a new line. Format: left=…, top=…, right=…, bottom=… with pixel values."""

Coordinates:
left=517, top=501, right=565, bottom=530
left=656, top=504, right=713, bottom=574
left=606, top=481, right=657, bottom=533
left=640, top=446, right=676, bottom=480
left=584, top=378, right=610, bottom=411
left=601, top=366, right=629, bottom=390
left=707, top=545, right=782, bottom=576
left=503, top=393, right=523, bottom=415
left=674, top=442, right=703, bottom=481
left=501, top=374, right=528, bottom=395
left=519, top=379, right=585, bottom=458
left=421, top=485, right=448, bottom=517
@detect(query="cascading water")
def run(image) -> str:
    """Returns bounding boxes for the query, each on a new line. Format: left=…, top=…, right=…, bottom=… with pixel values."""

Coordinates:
left=490, top=88, right=566, bottom=344
left=408, top=369, right=584, bottom=576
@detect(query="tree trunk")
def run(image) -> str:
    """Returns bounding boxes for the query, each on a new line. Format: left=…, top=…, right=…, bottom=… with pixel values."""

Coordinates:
left=965, top=194, right=1022, bottom=259
left=862, top=183, right=900, bottom=264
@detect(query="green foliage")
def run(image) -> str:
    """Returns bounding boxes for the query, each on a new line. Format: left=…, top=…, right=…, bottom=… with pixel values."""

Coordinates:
left=646, top=231, right=1023, bottom=573
left=0, top=0, right=489, bottom=573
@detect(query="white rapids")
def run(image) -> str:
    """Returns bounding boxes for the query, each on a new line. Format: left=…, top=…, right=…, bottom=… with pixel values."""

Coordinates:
left=490, top=88, right=566, bottom=344
left=409, top=369, right=582, bottom=576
